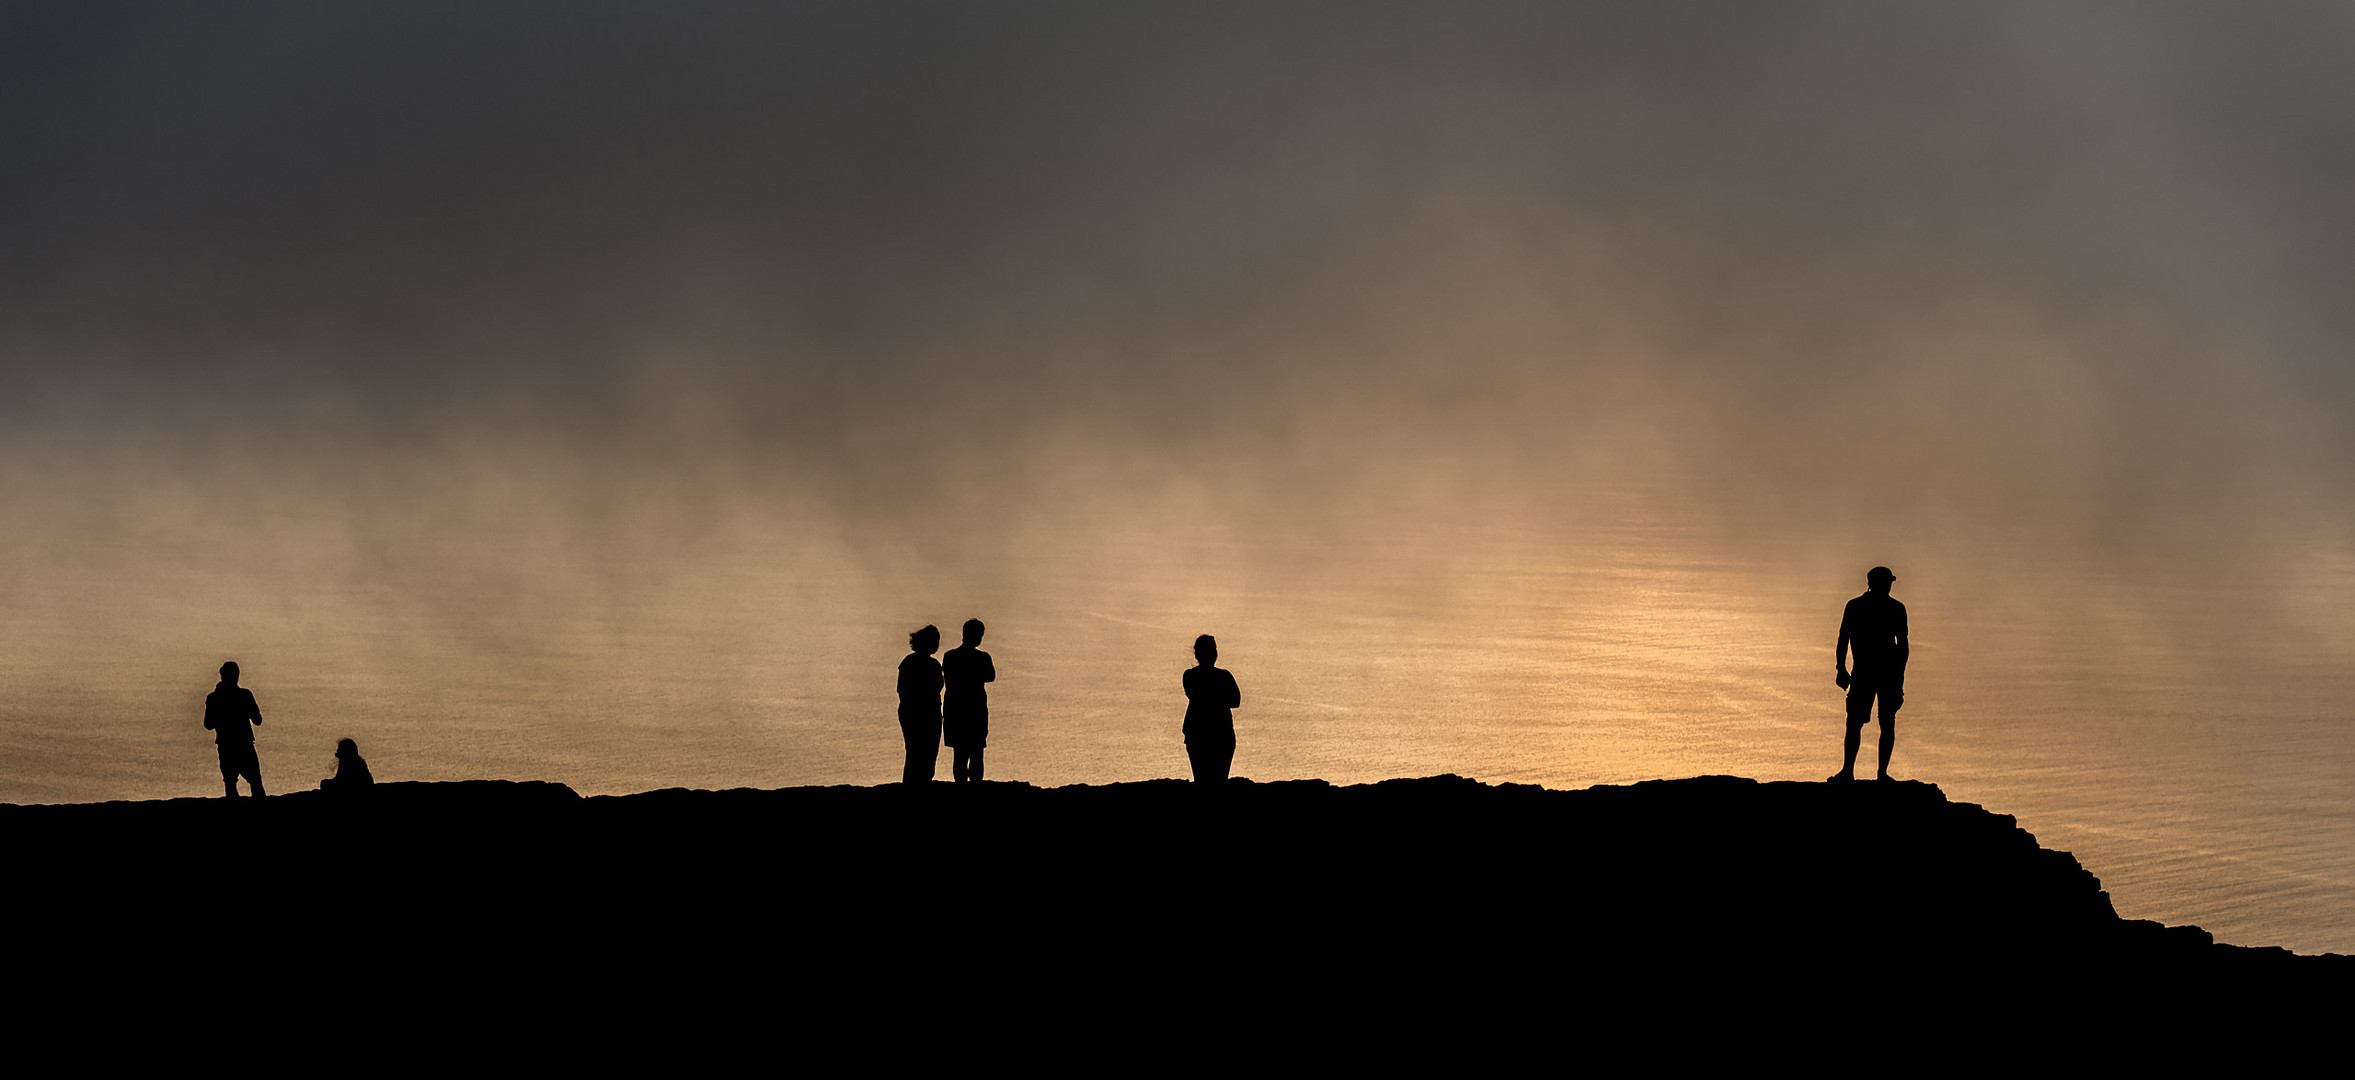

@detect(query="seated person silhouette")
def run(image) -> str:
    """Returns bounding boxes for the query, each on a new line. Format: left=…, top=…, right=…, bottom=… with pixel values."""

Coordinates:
left=1831, top=565, right=1909, bottom=782
left=203, top=661, right=266, bottom=798
left=1182, top=634, right=1241, bottom=784
left=941, top=618, right=997, bottom=783
left=897, top=625, right=944, bottom=785
left=320, top=738, right=375, bottom=794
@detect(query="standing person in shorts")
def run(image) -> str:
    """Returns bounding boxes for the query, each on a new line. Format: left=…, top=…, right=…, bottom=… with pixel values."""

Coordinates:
left=941, top=619, right=996, bottom=783
left=204, top=661, right=266, bottom=798
left=1832, top=566, right=1909, bottom=782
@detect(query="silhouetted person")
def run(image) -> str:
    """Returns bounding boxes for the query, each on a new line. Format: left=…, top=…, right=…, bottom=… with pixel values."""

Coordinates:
left=1832, top=566, right=1909, bottom=782
left=1183, top=634, right=1241, bottom=784
left=320, top=738, right=374, bottom=794
left=942, top=618, right=997, bottom=783
left=203, top=661, right=265, bottom=798
left=898, top=625, right=944, bottom=785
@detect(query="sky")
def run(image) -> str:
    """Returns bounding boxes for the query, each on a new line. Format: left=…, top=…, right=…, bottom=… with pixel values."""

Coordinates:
left=4, top=2, right=2352, bottom=782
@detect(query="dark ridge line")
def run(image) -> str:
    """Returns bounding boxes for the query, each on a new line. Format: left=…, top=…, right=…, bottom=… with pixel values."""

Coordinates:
left=6, top=774, right=2347, bottom=973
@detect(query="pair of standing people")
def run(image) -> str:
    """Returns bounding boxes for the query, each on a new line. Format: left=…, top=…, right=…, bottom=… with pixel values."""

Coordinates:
left=897, top=619, right=996, bottom=784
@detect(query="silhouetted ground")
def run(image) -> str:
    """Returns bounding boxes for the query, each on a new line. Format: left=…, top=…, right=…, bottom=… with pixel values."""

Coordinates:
left=8, top=776, right=2343, bottom=1061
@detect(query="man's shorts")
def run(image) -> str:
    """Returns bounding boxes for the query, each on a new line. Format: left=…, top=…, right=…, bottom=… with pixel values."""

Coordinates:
left=1846, top=682, right=1902, bottom=724
left=216, top=741, right=262, bottom=783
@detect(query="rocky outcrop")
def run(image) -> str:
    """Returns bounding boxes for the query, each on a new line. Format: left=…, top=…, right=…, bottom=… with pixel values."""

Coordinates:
left=7, top=774, right=2341, bottom=1044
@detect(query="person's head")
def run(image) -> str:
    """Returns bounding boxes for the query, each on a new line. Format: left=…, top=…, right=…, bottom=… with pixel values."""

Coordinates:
left=1867, top=566, right=1897, bottom=594
left=219, top=661, right=239, bottom=684
left=1194, top=634, right=1218, bottom=665
left=336, top=738, right=359, bottom=760
left=962, top=618, right=985, bottom=646
left=910, top=625, right=940, bottom=655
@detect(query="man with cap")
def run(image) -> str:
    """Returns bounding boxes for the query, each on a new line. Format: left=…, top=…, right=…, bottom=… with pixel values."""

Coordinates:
left=1831, top=567, right=1908, bottom=782
left=204, top=661, right=266, bottom=797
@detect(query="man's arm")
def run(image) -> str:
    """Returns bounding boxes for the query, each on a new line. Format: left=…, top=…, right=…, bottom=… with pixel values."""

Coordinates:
left=1835, top=611, right=1853, bottom=690
left=1894, top=606, right=1910, bottom=684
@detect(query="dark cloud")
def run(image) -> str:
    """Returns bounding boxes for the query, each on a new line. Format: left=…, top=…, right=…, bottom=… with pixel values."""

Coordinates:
left=2, top=2, right=2349, bottom=569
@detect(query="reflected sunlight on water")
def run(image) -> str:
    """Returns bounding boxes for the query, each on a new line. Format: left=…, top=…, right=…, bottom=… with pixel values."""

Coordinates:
left=2, top=489, right=2349, bottom=955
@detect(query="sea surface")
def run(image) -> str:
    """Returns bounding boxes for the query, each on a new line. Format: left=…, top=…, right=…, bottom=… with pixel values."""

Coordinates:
left=4, top=488, right=2350, bottom=955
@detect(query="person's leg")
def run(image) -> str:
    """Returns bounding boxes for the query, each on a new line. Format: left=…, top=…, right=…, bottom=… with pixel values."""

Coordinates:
left=245, top=751, right=265, bottom=798
left=1192, top=740, right=1232, bottom=784
left=1876, top=698, right=1898, bottom=780
left=969, top=747, right=984, bottom=783
left=219, top=746, right=243, bottom=797
left=950, top=748, right=970, bottom=783
left=902, top=724, right=933, bottom=785
left=1832, top=692, right=1868, bottom=781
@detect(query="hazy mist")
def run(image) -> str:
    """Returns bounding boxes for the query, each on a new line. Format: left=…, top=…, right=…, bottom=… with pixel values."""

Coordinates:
left=5, top=3, right=2352, bottom=801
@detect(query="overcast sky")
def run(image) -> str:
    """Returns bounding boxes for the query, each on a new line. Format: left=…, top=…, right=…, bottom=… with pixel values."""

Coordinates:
left=5, top=2, right=2351, bottom=641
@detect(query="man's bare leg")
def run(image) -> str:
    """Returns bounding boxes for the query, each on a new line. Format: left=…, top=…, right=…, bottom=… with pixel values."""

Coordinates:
left=1831, top=716, right=1864, bottom=781
left=1876, top=717, right=1895, bottom=781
